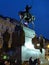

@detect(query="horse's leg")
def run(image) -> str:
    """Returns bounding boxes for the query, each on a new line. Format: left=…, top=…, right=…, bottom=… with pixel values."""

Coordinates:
left=32, top=21, right=35, bottom=29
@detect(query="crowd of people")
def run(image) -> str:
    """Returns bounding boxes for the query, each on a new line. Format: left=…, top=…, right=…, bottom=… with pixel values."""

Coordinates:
left=29, top=57, right=40, bottom=65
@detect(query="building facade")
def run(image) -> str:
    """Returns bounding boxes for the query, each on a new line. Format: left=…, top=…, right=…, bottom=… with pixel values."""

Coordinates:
left=0, top=16, right=17, bottom=49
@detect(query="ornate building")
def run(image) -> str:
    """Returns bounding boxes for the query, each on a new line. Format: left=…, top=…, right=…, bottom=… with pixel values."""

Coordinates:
left=0, top=16, right=16, bottom=49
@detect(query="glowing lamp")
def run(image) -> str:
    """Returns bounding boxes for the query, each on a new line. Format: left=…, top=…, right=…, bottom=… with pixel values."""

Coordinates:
left=47, top=44, right=49, bottom=48
left=37, top=43, right=40, bottom=47
left=2, top=55, right=9, bottom=60
left=3, top=55, right=7, bottom=59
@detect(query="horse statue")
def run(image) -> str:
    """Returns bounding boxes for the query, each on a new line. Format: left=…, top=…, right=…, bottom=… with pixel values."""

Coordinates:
left=19, top=5, right=35, bottom=26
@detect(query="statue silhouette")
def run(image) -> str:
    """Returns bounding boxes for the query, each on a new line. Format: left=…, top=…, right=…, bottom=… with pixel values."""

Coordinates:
left=2, top=28, right=10, bottom=52
left=11, top=25, right=25, bottom=49
left=19, top=5, right=35, bottom=24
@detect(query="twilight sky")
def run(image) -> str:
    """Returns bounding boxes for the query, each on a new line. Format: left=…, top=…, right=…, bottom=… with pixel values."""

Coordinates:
left=0, top=0, right=49, bottom=39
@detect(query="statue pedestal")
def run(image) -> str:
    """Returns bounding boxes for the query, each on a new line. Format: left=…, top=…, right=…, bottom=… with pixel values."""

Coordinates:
left=22, top=26, right=45, bottom=62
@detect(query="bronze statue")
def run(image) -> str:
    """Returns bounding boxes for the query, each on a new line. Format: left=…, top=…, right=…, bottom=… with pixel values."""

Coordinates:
left=2, top=28, right=10, bottom=52
left=19, top=5, right=35, bottom=25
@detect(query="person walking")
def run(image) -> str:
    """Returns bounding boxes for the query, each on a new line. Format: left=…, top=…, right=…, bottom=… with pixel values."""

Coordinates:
left=29, top=57, right=34, bottom=65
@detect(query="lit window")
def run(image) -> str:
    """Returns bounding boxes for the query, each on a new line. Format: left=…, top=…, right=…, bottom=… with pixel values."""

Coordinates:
left=47, top=45, right=49, bottom=48
left=37, top=43, right=40, bottom=47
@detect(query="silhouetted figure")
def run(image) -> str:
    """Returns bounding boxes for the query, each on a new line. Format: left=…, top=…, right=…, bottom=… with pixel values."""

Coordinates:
left=25, top=5, right=32, bottom=12
left=19, top=5, right=35, bottom=24
left=29, top=57, right=34, bottom=65
left=2, top=29, right=10, bottom=52
left=19, top=5, right=32, bottom=18
left=11, top=25, right=21, bottom=49
left=33, top=59, right=38, bottom=65
left=11, top=27, right=18, bottom=50
left=11, top=25, right=24, bottom=65
left=11, top=25, right=25, bottom=49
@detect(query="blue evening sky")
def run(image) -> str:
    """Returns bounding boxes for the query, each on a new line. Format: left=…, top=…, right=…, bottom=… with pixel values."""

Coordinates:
left=0, top=0, right=49, bottom=39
